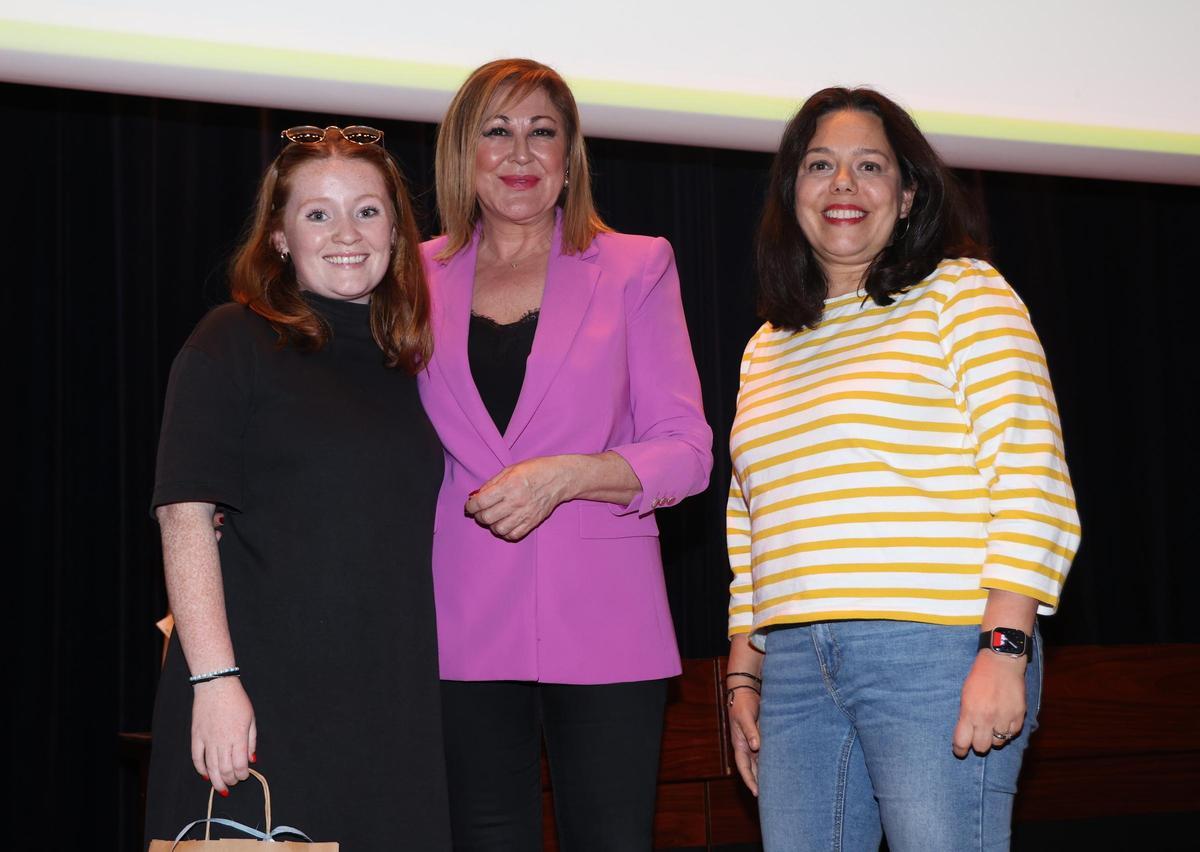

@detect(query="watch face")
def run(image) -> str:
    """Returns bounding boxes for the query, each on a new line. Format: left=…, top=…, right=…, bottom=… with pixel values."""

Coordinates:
left=991, top=628, right=1027, bottom=655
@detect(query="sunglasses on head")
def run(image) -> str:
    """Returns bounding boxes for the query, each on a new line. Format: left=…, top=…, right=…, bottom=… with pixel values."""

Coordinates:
left=280, top=125, right=384, bottom=145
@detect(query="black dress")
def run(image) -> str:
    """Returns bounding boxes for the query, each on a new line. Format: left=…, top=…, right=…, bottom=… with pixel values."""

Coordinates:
left=144, top=294, right=450, bottom=850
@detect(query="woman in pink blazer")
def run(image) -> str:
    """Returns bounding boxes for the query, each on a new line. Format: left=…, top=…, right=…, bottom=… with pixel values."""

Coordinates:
left=418, top=59, right=712, bottom=850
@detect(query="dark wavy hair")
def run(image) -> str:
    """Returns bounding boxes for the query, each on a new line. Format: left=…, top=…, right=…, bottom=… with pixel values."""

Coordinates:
left=757, top=87, right=987, bottom=331
left=229, top=129, right=432, bottom=372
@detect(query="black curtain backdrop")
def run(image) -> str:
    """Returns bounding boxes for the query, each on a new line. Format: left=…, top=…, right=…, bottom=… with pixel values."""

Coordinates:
left=6, top=81, right=1199, bottom=843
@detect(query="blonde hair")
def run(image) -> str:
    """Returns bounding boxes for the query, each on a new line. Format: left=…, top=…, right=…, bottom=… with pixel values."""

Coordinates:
left=229, top=131, right=432, bottom=372
left=434, top=58, right=609, bottom=259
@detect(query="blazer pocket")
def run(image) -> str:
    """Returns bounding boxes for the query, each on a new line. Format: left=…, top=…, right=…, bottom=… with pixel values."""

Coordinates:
left=577, top=501, right=660, bottom=539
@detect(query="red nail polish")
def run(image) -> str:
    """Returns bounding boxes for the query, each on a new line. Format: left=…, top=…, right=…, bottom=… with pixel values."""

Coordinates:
left=202, top=774, right=209, bottom=781
left=250, top=753, right=257, bottom=764
left=219, top=789, right=230, bottom=798
left=468, top=489, right=480, bottom=497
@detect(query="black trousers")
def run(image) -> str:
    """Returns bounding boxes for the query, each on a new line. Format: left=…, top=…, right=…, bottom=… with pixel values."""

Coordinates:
left=440, top=678, right=669, bottom=852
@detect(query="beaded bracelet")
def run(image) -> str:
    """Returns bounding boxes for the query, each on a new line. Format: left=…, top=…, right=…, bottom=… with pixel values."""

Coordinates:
left=189, top=666, right=241, bottom=685
left=726, top=683, right=761, bottom=707
left=725, top=671, right=763, bottom=685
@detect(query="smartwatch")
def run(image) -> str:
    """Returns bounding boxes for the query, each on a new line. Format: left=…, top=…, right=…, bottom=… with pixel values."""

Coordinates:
left=978, top=627, right=1032, bottom=658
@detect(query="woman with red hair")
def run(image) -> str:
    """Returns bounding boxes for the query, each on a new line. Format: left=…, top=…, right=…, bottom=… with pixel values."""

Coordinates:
left=144, top=126, right=450, bottom=849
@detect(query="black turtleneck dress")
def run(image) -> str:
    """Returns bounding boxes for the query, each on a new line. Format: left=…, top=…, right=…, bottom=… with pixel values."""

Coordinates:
left=144, top=294, right=450, bottom=850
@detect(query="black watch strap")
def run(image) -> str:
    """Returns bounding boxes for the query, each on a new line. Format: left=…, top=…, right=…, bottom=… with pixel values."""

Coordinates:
left=978, top=627, right=1031, bottom=658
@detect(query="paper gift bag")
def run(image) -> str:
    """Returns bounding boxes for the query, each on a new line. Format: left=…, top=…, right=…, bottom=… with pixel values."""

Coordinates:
left=148, top=769, right=338, bottom=850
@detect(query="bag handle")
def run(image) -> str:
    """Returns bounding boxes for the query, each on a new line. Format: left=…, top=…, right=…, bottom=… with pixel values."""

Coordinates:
left=205, top=768, right=271, bottom=839
left=169, top=817, right=315, bottom=849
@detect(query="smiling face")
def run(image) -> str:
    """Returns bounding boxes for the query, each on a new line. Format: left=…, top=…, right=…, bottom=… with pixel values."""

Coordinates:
left=473, top=86, right=567, bottom=228
left=272, top=157, right=394, bottom=304
left=794, top=109, right=915, bottom=294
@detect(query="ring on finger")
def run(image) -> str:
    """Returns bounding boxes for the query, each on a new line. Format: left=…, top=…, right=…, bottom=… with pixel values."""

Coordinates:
left=991, top=729, right=1014, bottom=740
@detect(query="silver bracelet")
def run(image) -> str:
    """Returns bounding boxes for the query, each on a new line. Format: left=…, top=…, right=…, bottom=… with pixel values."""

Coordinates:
left=189, top=665, right=241, bottom=685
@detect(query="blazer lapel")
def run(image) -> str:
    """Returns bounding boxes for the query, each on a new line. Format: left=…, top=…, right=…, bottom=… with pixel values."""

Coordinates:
left=433, top=238, right=512, bottom=466
left=504, top=226, right=600, bottom=447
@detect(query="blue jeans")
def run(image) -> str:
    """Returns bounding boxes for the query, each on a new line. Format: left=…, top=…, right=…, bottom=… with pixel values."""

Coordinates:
left=757, top=621, right=1042, bottom=852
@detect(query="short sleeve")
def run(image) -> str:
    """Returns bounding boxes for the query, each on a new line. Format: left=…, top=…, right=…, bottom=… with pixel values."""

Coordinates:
left=151, top=309, right=255, bottom=514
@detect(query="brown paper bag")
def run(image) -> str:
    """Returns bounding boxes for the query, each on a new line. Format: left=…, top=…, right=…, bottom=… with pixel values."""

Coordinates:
left=148, top=769, right=338, bottom=850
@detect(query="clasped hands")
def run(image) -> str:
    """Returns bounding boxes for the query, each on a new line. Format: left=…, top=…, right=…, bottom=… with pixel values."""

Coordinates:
left=465, top=457, right=569, bottom=541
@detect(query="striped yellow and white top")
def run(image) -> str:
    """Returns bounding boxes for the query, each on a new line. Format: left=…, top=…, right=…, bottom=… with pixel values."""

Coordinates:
left=727, top=258, right=1079, bottom=642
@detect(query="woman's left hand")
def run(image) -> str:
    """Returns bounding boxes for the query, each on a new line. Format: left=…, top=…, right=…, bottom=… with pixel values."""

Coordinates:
left=952, top=651, right=1027, bottom=758
left=465, top=457, right=570, bottom=541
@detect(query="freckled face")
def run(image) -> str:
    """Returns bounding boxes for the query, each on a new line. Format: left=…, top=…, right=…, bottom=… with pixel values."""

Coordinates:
left=272, top=158, right=394, bottom=304
left=794, top=109, right=915, bottom=282
left=473, top=87, right=567, bottom=227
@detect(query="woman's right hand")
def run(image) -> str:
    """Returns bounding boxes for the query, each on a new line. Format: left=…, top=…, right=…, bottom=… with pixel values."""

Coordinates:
left=726, top=634, right=765, bottom=795
left=191, top=677, right=256, bottom=795
left=728, top=687, right=762, bottom=796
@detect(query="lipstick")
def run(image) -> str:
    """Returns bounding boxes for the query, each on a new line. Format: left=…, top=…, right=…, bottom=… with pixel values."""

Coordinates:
left=500, top=176, right=541, bottom=190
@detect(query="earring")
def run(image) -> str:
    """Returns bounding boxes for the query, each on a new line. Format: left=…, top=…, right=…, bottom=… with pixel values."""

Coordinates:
left=894, top=217, right=910, bottom=241
left=564, top=168, right=570, bottom=191
left=279, top=249, right=289, bottom=261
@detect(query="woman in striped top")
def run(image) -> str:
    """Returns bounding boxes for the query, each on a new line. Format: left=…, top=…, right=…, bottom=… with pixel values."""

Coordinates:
left=725, top=88, right=1079, bottom=851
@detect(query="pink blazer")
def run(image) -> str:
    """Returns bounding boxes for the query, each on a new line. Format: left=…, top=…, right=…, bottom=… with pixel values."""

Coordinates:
left=417, top=218, right=713, bottom=683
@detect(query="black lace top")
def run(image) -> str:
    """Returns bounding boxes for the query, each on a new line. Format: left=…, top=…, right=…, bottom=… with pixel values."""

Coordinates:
left=468, top=309, right=540, bottom=435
